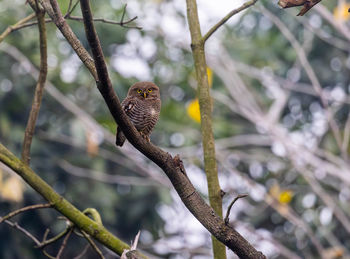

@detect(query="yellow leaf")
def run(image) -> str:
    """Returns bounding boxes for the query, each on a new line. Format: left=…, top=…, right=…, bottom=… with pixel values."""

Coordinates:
left=187, top=99, right=201, bottom=123
left=334, top=3, right=350, bottom=21
left=1, top=176, right=24, bottom=202
left=207, top=67, right=213, bottom=87
left=279, top=190, right=293, bottom=204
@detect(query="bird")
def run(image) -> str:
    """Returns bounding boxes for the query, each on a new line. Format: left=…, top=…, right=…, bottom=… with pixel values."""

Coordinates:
left=116, top=82, right=161, bottom=147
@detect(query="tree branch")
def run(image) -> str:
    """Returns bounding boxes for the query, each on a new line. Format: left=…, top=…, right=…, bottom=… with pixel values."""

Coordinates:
left=224, top=194, right=248, bottom=225
left=0, top=203, right=52, bottom=224
left=81, top=230, right=105, bottom=259
left=185, top=0, right=226, bottom=258
left=0, top=13, right=36, bottom=43
left=4, top=220, right=41, bottom=246
left=36, top=226, right=72, bottom=249
left=78, top=0, right=266, bottom=257
left=56, top=227, right=73, bottom=259
left=202, top=0, right=259, bottom=43
left=21, top=6, right=48, bottom=165
left=0, top=143, right=147, bottom=258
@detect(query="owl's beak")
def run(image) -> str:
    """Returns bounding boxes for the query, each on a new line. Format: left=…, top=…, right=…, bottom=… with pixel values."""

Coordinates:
left=143, top=92, right=148, bottom=98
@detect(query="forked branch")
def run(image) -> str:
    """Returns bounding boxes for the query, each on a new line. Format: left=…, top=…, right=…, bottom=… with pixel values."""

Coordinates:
left=203, top=0, right=259, bottom=43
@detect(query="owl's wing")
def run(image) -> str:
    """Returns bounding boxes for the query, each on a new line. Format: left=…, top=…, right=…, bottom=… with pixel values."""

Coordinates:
left=121, top=97, right=137, bottom=115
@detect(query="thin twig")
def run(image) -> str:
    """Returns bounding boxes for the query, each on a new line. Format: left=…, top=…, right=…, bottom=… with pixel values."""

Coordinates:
left=36, top=226, right=72, bottom=248
left=64, top=2, right=141, bottom=29
left=0, top=13, right=36, bottom=43
left=120, top=4, right=127, bottom=25
left=65, top=0, right=80, bottom=17
left=81, top=230, right=105, bottom=259
left=42, top=249, right=56, bottom=259
left=4, top=220, right=41, bottom=245
left=56, top=227, right=73, bottom=259
left=21, top=6, right=48, bottom=165
left=73, top=244, right=90, bottom=259
left=202, top=0, right=258, bottom=43
left=66, top=15, right=141, bottom=29
left=0, top=203, right=52, bottom=223
left=224, top=194, right=248, bottom=225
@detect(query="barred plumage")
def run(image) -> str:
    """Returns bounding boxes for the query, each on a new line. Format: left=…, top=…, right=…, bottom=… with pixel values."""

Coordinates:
left=116, top=82, right=161, bottom=146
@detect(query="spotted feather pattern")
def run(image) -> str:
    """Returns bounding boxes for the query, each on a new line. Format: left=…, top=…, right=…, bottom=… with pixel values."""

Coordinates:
left=116, top=82, right=161, bottom=146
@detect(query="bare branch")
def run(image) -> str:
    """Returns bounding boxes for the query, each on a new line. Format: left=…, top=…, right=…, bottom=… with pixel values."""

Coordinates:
left=73, top=244, right=90, bottom=259
left=4, top=220, right=41, bottom=246
left=67, top=15, right=141, bottom=29
left=65, top=0, right=80, bottom=17
left=203, top=0, right=259, bottom=43
left=0, top=13, right=36, bottom=43
left=81, top=230, right=105, bottom=259
left=0, top=203, right=52, bottom=224
left=36, top=226, right=72, bottom=249
left=21, top=6, right=48, bottom=165
left=56, top=228, right=73, bottom=259
left=224, top=194, right=248, bottom=225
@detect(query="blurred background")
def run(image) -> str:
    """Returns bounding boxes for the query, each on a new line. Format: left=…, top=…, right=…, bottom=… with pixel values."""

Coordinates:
left=1, top=0, right=350, bottom=258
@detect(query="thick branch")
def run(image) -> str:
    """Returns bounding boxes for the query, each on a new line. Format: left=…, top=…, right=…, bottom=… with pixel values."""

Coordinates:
left=0, top=143, right=146, bottom=258
left=186, top=0, right=226, bottom=258
left=203, top=0, right=259, bottom=43
left=21, top=7, right=48, bottom=165
left=78, top=0, right=265, bottom=258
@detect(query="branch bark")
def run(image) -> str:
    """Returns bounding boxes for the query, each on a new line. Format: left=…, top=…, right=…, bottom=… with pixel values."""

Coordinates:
left=21, top=5, right=48, bottom=165
left=185, top=0, right=226, bottom=258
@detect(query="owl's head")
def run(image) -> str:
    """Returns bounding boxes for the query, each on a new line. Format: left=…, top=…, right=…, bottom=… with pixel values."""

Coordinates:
left=128, top=82, right=160, bottom=100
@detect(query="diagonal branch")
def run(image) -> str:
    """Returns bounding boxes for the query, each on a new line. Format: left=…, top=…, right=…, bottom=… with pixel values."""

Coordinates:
left=21, top=6, right=48, bottom=165
left=0, top=143, right=145, bottom=258
left=4, top=219, right=41, bottom=246
left=0, top=13, right=36, bottom=43
left=0, top=203, right=52, bottom=224
left=56, top=227, right=73, bottom=259
left=78, top=0, right=265, bottom=258
left=202, top=0, right=259, bottom=43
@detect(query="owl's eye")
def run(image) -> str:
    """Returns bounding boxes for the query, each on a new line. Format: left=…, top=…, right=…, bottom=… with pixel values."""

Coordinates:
left=147, top=89, right=152, bottom=92
left=137, top=89, right=142, bottom=93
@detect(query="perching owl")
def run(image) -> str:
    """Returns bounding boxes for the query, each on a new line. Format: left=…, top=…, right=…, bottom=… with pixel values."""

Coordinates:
left=116, top=82, right=161, bottom=146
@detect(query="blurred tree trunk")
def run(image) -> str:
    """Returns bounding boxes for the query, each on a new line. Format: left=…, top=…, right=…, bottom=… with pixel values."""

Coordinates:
left=185, top=1, right=226, bottom=258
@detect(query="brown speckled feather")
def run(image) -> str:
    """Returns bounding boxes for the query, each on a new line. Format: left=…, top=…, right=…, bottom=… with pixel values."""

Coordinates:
left=116, top=82, right=161, bottom=146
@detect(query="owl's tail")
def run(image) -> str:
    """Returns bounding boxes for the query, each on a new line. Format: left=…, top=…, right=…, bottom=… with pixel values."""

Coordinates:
left=116, top=126, right=126, bottom=146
